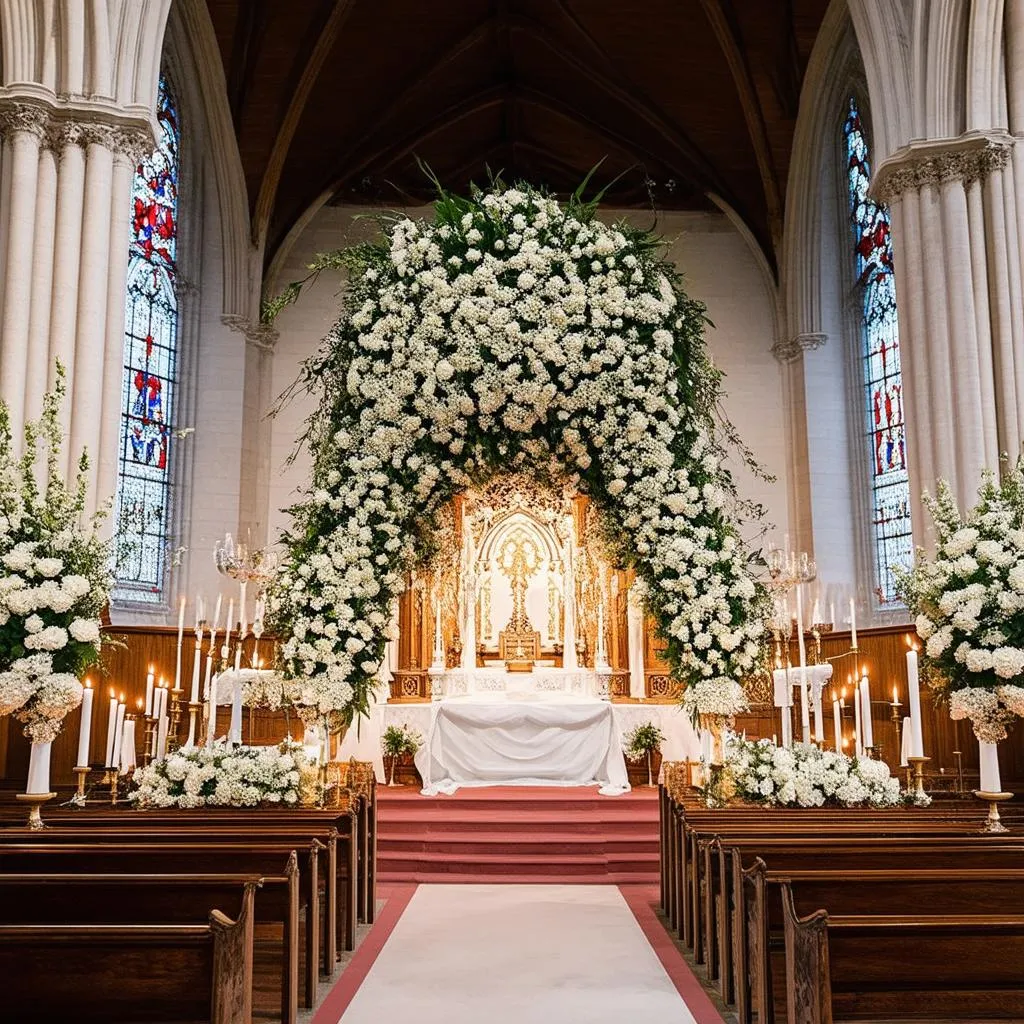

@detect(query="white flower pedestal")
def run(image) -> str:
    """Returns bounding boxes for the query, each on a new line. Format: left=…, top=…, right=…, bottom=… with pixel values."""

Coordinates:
left=17, top=739, right=56, bottom=829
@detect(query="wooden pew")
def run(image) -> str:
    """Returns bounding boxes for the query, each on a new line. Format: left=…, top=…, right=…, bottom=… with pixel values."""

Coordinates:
left=0, top=881, right=256, bottom=1024
left=733, top=843, right=1024, bottom=1024
left=0, top=869, right=300, bottom=1024
left=697, top=819, right=987, bottom=999
left=781, top=883, right=1024, bottom=1022
left=17, top=805, right=362, bottom=956
left=0, top=839, right=324, bottom=1010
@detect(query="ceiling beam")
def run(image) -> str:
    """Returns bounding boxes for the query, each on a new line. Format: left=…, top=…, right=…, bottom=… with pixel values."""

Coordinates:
left=251, top=0, right=356, bottom=251
left=697, top=0, right=784, bottom=255
left=225, top=0, right=267, bottom=130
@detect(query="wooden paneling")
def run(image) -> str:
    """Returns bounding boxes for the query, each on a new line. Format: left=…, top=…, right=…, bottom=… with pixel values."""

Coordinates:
left=1, top=626, right=269, bottom=789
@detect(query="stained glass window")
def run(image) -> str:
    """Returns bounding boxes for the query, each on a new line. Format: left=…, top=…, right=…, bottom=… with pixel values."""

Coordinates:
left=843, top=96, right=912, bottom=605
left=113, top=76, right=180, bottom=603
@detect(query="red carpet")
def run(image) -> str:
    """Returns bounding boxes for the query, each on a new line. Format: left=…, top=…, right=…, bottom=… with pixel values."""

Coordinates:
left=376, top=785, right=660, bottom=884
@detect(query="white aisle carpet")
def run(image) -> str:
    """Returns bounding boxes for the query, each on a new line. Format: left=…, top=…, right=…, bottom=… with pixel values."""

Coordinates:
left=338, top=884, right=698, bottom=1024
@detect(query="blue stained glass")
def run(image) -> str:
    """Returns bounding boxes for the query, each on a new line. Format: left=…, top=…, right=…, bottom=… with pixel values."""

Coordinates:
left=843, top=97, right=913, bottom=605
left=114, top=76, right=180, bottom=603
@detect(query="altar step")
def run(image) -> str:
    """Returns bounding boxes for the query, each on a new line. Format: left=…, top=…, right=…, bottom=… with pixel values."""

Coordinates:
left=376, top=786, right=660, bottom=884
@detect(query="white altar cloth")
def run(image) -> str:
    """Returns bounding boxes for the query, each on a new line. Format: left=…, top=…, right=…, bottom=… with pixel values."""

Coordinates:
left=415, top=693, right=631, bottom=797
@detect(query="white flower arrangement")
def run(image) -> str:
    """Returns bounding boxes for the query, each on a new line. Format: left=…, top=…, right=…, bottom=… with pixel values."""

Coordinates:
left=129, top=743, right=307, bottom=809
left=895, top=460, right=1024, bottom=741
left=266, top=181, right=766, bottom=725
left=710, top=736, right=902, bottom=809
left=0, top=366, right=112, bottom=742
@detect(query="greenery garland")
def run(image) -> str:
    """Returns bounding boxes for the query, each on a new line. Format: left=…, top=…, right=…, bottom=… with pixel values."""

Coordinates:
left=268, top=180, right=767, bottom=725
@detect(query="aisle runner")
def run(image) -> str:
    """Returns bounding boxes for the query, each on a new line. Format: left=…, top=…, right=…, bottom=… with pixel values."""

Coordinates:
left=336, top=885, right=712, bottom=1024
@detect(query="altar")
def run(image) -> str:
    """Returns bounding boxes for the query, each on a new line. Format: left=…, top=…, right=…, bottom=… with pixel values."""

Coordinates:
left=415, top=693, right=631, bottom=796
left=428, top=666, right=609, bottom=700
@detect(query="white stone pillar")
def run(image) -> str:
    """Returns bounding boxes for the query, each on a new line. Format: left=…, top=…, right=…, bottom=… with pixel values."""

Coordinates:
left=874, top=135, right=1012, bottom=536
left=23, top=143, right=57, bottom=426
left=0, top=106, right=45, bottom=443
left=68, top=138, right=115, bottom=494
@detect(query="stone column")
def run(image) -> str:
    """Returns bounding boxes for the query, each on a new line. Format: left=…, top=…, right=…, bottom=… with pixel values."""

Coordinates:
left=873, top=134, right=1012, bottom=539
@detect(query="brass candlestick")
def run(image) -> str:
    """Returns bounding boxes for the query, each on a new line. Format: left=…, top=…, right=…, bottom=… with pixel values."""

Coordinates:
left=71, top=766, right=90, bottom=807
left=907, top=755, right=930, bottom=799
left=185, top=700, right=202, bottom=749
left=142, top=715, right=157, bottom=767
left=168, top=689, right=184, bottom=751
left=974, top=790, right=1013, bottom=833
left=16, top=791, right=55, bottom=831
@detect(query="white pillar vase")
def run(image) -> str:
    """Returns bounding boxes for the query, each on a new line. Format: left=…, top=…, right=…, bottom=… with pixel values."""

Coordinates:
left=18, top=739, right=56, bottom=830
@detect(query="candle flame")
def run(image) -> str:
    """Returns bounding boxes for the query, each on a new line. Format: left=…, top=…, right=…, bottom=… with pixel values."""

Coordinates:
left=136, top=697, right=143, bottom=709
left=119, top=693, right=125, bottom=703
left=905, top=634, right=920, bottom=652
left=84, top=678, right=91, bottom=689
left=109, top=686, right=115, bottom=698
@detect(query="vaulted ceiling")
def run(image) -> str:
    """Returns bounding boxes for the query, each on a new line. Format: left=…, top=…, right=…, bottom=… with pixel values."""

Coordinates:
left=202, top=0, right=832, bottom=277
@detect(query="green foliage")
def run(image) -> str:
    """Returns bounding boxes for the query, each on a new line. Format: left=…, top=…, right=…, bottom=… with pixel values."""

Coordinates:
left=382, top=723, right=422, bottom=758
left=623, top=721, right=665, bottom=760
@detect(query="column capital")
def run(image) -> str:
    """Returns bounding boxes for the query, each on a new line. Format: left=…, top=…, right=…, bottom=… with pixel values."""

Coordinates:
left=872, top=131, right=1013, bottom=203
left=221, top=314, right=280, bottom=351
left=772, top=332, right=827, bottom=364
left=0, top=92, right=154, bottom=159
left=0, top=101, right=48, bottom=141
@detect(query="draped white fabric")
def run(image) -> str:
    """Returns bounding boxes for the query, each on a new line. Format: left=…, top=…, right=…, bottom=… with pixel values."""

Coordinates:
left=415, top=695, right=631, bottom=796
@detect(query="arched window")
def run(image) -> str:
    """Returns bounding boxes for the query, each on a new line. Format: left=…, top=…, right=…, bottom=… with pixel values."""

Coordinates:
left=113, top=75, right=180, bottom=604
left=842, top=96, right=911, bottom=605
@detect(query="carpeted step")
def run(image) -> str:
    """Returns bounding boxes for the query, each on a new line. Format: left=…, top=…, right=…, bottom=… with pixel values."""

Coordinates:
left=375, top=785, right=661, bottom=885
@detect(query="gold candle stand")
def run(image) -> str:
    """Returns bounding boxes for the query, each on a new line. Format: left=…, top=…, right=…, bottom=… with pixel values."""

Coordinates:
left=168, top=689, right=184, bottom=751
left=186, top=700, right=203, bottom=749
left=71, top=766, right=90, bottom=807
left=974, top=790, right=1012, bottom=833
left=15, top=791, right=55, bottom=830
left=142, top=715, right=157, bottom=766
left=907, top=755, right=930, bottom=800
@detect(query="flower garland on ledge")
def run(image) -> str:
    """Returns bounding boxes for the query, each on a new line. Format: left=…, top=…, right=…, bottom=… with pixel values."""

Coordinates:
left=706, top=737, right=902, bottom=809
left=129, top=744, right=310, bottom=809
left=0, top=365, right=111, bottom=742
left=895, top=459, right=1024, bottom=743
left=267, top=180, right=767, bottom=726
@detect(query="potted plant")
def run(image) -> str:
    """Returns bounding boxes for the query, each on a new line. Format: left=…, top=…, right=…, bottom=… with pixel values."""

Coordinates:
left=381, top=723, right=423, bottom=787
left=623, top=722, right=666, bottom=787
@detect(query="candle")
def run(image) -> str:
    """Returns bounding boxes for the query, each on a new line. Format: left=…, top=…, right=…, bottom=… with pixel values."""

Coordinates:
left=859, top=673, right=874, bottom=748
left=812, top=599, right=821, bottom=629
left=189, top=627, right=203, bottom=704
left=905, top=640, right=924, bottom=758
left=900, top=717, right=911, bottom=767
left=771, top=733, right=777, bottom=746
left=76, top=682, right=94, bottom=769
left=832, top=695, right=842, bottom=751
left=853, top=686, right=863, bottom=757
left=203, top=631, right=217, bottom=700
left=113, top=697, right=126, bottom=770
left=795, top=585, right=811, bottom=743
left=144, top=665, right=155, bottom=717
left=177, top=594, right=186, bottom=637
left=239, top=581, right=248, bottom=638
left=230, top=677, right=243, bottom=746
left=829, top=600, right=835, bottom=629
left=157, top=709, right=168, bottom=761
left=120, top=717, right=137, bottom=774
left=194, top=593, right=204, bottom=631
left=206, top=675, right=218, bottom=749
left=211, top=593, right=223, bottom=633
left=892, top=683, right=899, bottom=705
left=979, top=740, right=1002, bottom=794
left=103, top=690, right=118, bottom=768
left=849, top=596, right=857, bottom=648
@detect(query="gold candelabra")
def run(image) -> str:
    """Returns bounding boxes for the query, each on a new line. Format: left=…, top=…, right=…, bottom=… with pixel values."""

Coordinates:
left=907, top=755, right=930, bottom=801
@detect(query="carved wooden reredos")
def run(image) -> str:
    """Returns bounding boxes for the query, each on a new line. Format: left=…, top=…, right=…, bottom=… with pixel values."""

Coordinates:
left=391, top=475, right=664, bottom=698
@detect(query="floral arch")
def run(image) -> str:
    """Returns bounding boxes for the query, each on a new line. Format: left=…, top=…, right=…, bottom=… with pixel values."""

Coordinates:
left=268, top=183, right=766, bottom=726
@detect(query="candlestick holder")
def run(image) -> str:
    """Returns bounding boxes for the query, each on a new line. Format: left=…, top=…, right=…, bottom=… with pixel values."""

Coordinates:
left=907, top=755, right=930, bottom=800
left=974, top=790, right=1012, bottom=833
left=142, top=715, right=157, bottom=767
left=185, top=700, right=202, bottom=749
left=70, top=766, right=90, bottom=807
left=168, top=689, right=184, bottom=751
left=16, top=791, right=55, bottom=830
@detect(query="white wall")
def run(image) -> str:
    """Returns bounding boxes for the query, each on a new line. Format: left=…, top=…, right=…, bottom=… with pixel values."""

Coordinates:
left=264, top=204, right=789, bottom=553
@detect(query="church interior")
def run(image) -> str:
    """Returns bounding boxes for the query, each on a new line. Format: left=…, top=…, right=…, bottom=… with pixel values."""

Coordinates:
left=3, top=1, right=1024, bottom=1022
